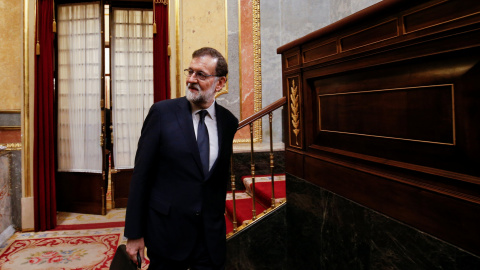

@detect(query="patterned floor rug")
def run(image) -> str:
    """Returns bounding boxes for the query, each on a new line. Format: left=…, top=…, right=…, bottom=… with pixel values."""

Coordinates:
left=0, top=227, right=149, bottom=270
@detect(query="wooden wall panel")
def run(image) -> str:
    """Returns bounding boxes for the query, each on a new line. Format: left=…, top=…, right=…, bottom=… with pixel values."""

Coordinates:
left=279, top=0, right=480, bottom=256
left=303, top=40, right=337, bottom=63
left=304, top=154, right=480, bottom=256
left=403, top=0, right=480, bottom=33
left=310, top=48, right=480, bottom=176
left=340, top=19, right=398, bottom=51
left=284, top=49, right=301, bottom=70
left=318, top=85, right=454, bottom=145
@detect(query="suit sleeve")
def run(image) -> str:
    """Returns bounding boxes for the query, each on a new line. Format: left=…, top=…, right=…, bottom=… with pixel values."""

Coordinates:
left=124, top=104, right=162, bottom=239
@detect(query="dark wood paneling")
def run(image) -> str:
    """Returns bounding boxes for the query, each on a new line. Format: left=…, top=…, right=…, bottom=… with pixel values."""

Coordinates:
left=285, top=150, right=304, bottom=179
left=318, top=85, right=454, bottom=144
left=56, top=172, right=105, bottom=214
left=111, top=169, right=133, bottom=208
left=403, top=0, right=480, bottom=34
left=286, top=54, right=299, bottom=68
left=303, top=41, right=337, bottom=63
left=284, top=49, right=301, bottom=70
left=310, top=48, right=480, bottom=177
left=340, top=19, right=398, bottom=52
left=279, top=0, right=480, bottom=257
left=304, top=154, right=480, bottom=256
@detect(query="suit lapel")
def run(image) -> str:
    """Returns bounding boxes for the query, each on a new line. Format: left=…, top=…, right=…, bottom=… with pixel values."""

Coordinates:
left=175, top=97, right=204, bottom=176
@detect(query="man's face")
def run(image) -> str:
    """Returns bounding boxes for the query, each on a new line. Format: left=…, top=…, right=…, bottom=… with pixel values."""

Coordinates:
left=186, top=55, right=226, bottom=109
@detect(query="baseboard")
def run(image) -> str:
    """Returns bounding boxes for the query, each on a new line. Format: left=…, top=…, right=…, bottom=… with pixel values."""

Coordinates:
left=0, top=225, right=16, bottom=247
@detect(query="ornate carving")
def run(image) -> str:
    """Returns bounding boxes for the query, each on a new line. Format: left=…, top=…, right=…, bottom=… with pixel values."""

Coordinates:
left=252, top=0, right=262, bottom=143
left=290, top=80, right=300, bottom=145
left=0, top=143, right=22, bottom=151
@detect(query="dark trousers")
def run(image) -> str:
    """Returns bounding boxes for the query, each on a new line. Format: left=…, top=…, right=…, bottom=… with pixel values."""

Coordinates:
left=147, top=229, right=225, bottom=270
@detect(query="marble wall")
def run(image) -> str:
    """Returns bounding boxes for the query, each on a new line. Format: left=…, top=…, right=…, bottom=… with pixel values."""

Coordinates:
left=286, top=174, right=480, bottom=269
left=0, top=0, right=24, bottom=235
left=226, top=204, right=287, bottom=270
left=0, top=152, right=13, bottom=241
left=175, top=0, right=381, bottom=147
left=259, top=0, right=381, bottom=146
left=221, top=0, right=241, bottom=119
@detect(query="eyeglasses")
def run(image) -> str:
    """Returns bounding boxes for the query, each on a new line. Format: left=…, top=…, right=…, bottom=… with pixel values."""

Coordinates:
left=184, top=69, right=221, bottom=81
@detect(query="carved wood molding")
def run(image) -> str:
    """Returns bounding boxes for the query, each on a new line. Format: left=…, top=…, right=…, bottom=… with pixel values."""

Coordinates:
left=287, top=76, right=303, bottom=149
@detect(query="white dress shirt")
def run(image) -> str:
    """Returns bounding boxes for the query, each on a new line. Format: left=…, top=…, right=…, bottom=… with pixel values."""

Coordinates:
left=191, top=101, right=219, bottom=171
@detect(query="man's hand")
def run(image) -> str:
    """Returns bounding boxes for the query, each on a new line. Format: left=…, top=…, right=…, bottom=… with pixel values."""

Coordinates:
left=126, top=237, right=145, bottom=266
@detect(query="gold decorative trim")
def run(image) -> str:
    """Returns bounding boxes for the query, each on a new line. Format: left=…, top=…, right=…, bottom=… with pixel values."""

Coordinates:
left=234, top=0, right=262, bottom=144
left=0, top=110, right=21, bottom=114
left=155, top=0, right=168, bottom=5
left=226, top=200, right=286, bottom=239
left=233, top=138, right=253, bottom=144
left=175, top=0, right=180, bottom=98
left=23, top=0, right=32, bottom=197
left=0, top=143, right=23, bottom=151
left=287, top=76, right=302, bottom=149
left=252, top=0, right=262, bottom=143
left=0, top=126, right=21, bottom=130
left=290, top=80, right=300, bottom=145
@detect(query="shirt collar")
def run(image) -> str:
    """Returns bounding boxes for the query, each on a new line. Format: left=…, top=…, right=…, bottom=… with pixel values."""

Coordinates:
left=191, top=100, right=216, bottom=119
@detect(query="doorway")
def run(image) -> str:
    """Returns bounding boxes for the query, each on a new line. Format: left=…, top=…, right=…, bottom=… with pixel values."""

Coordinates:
left=55, top=1, right=155, bottom=215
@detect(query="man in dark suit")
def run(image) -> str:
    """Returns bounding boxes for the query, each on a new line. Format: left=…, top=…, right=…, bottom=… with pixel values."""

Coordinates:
left=124, top=47, right=238, bottom=270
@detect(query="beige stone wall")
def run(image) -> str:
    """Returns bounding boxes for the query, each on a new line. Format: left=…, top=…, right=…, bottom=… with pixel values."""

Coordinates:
left=178, top=0, right=227, bottom=97
left=0, top=0, right=23, bottom=110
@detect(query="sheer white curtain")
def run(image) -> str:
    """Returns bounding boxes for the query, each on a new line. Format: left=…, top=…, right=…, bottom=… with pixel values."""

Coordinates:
left=57, top=3, right=102, bottom=173
left=112, top=9, right=154, bottom=169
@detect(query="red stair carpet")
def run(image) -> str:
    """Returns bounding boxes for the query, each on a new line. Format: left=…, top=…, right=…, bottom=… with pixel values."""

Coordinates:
left=225, top=174, right=285, bottom=235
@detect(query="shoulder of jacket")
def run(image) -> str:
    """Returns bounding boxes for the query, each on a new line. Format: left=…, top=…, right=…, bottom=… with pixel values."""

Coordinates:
left=216, top=103, right=238, bottom=121
left=151, top=97, right=186, bottom=111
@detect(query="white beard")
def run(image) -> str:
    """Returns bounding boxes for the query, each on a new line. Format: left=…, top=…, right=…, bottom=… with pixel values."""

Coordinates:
left=186, top=81, right=217, bottom=108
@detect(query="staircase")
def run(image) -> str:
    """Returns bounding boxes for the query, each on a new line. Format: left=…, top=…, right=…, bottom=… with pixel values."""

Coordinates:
left=225, top=174, right=286, bottom=235
left=223, top=96, right=287, bottom=237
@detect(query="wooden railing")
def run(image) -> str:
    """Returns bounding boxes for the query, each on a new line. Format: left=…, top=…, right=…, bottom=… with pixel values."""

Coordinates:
left=228, top=96, right=286, bottom=235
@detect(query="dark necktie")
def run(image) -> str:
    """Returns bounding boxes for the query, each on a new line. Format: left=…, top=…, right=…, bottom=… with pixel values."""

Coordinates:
left=197, top=110, right=210, bottom=175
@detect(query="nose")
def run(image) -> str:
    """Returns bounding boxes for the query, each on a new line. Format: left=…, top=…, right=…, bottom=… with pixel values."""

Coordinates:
left=186, top=72, right=199, bottom=83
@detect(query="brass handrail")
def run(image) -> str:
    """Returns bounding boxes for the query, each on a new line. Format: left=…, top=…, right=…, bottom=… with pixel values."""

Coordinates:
left=228, top=96, right=287, bottom=236
left=238, top=96, right=286, bottom=129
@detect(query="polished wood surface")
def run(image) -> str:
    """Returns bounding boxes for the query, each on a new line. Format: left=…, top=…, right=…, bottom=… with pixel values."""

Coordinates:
left=280, top=0, right=480, bottom=256
left=111, top=169, right=133, bottom=208
left=56, top=172, right=105, bottom=215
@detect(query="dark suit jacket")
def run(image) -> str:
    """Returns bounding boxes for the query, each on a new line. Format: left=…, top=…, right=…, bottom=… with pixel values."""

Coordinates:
left=124, top=97, right=238, bottom=264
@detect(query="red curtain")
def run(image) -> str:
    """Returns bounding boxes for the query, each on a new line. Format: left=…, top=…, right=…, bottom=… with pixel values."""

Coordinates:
left=34, top=0, right=56, bottom=231
left=153, top=2, right=170, bottom=102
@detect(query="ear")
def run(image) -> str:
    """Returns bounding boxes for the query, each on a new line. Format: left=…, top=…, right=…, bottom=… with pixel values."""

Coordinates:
left=215, top=76, right=227, bottom=92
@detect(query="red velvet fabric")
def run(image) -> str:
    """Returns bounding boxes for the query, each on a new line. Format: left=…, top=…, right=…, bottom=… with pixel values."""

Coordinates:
left=252, top=181, right=286, bottom=207
left=153, top=2, right=170, bottom=102
left=34, top=0, right=57, bottom=231
left=225, top=197, right=267, bottom=225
